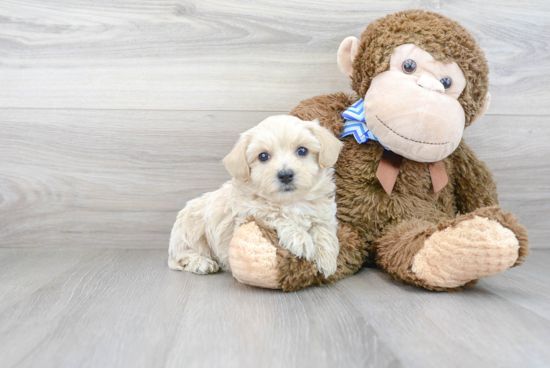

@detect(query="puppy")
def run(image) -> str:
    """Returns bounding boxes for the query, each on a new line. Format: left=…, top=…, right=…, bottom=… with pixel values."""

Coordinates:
left=168, top=115, right=343, bottom=277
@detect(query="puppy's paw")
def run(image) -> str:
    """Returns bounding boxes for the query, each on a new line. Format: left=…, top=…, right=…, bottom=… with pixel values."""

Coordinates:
left=310, top=225, right=339, bottom=277
left=314, top=251, right=338, bottom=277
left=279, top=229, right=316, bottom=260
left=168, top=256, right=219, bottom=275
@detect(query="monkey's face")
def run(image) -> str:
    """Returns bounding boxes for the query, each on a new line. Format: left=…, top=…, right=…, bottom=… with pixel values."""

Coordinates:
left=364, top=44, right=467, bottom=162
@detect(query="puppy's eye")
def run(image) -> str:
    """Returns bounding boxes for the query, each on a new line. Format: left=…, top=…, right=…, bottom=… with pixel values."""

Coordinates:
left=296, top=147, right=308, bottom=156
left=440, top=77, right=452, bottom=89
left=402, top=59, right=417, bottom=74
left=258, top=152, right=270, bottom=162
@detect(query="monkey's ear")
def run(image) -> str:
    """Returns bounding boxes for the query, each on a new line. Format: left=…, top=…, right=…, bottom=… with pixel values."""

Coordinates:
left=337, top=36, right=360, bottom=77
left=471, top=93, right=491, bottom=123
left=223, top=133, right=251, bottom=181
left=309, top=119, right=343, bottom=169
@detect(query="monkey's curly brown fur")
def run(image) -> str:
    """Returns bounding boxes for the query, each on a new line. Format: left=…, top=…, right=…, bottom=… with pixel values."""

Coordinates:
left=351, top=9, right=489, bottom=126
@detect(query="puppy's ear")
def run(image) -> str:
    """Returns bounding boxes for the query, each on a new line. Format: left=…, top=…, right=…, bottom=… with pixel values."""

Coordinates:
left=309, top=119, right=343, bottom=168
left=223, top=133, right=251, bottom=181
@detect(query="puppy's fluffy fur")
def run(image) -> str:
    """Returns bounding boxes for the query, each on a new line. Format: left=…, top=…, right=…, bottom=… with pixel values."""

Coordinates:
left=168, top=115, right=343, bottom=277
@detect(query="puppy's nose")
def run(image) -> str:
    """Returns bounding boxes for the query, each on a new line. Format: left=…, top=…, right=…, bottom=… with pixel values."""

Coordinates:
left=277, top=170, right=294, bottom=184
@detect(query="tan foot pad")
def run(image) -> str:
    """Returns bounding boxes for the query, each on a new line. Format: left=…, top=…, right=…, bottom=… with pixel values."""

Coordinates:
left=228, top=222, right=281, bottom=289
left=412, top=216, right=520, bottom=288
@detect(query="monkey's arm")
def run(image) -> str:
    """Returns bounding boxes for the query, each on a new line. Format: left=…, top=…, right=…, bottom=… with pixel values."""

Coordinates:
left=229, top=219, right=367, bottom=291
left=290, top=92, right=358, bottom=137
left=450, top=140, right=499, bottom=214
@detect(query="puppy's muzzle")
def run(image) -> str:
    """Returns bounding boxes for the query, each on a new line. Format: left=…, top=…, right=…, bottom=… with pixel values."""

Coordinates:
left=277, top=169, right=294, bottom=184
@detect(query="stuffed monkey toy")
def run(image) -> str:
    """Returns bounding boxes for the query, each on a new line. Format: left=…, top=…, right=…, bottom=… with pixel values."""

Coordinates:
left=228, top=9, right=529, bottom=291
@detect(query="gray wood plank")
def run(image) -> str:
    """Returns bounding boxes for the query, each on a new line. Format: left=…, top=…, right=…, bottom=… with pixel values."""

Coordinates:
left=0, top=248, right=400, bottom=368
left=0, top=109, right=274, bottom=248
left=1, top=109, right=548, bottom=248
left=0, top=247, right=96, bottom=315
left=0, top=0, right=548, bottom=114
left=0, top=248, right=549, bottom=368
left=336, top=252, right=550, bottom=368
left=480, top=252, right=550, bottom=321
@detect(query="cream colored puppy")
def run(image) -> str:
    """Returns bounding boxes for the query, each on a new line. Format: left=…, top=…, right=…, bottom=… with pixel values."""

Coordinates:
left=168, top=115, right=343, bottom=277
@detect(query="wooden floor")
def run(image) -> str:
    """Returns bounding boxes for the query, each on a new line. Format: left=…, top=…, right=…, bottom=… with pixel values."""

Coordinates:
left=0, top=248, right=549, bottom=368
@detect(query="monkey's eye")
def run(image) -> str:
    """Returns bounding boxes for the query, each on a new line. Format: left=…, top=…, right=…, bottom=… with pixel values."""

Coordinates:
left=440, top=77, right=452, bottom=89
left=258, top=152, right=270, bottom=162
left=296, top=147, right=308, bottom=156
left=402, top=59, right=417, bottom=74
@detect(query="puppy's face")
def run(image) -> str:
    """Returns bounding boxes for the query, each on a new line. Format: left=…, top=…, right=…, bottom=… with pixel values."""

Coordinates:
left=223, top=115, right=343, bottom=203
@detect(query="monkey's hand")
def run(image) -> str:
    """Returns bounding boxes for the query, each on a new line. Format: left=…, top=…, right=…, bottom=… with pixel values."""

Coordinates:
left=228, top=221, right=281, bottom=289
left=229, top=220, right=366, bottom=292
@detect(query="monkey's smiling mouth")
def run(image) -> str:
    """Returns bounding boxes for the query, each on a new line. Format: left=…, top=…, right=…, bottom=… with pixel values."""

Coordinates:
left=375, top=116, right=449, bottom=146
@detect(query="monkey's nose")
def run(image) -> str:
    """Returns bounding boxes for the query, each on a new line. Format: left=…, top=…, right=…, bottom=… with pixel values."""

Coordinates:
left=417, top=75, right=445, bottom=93
left=277, top=170, right=294, bottom=184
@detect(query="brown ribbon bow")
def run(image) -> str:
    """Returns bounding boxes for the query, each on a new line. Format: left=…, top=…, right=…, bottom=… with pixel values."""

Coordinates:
left=375, top=150, right=448, bottom=195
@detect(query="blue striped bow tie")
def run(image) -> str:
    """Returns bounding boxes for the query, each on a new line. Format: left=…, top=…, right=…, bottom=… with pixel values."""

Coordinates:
left=340, top=99, right=388, bottom=150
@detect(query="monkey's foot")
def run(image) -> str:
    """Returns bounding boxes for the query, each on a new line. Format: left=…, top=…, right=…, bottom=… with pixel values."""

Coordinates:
left=228, top=222, right=281, bottom=289
left=411, top=208, right=526, bottom=288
